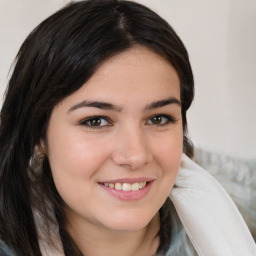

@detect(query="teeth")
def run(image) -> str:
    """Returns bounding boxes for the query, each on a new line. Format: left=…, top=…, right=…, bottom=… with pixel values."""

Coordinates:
left=140, top=182, right=146, bottom=189
left=131, top=182, right=139, bottom=191
left=103, top=181, right=147, bottom=191
left=123, top=183, right=131, bottom=191
left=115, top=183, right=122, bottom=190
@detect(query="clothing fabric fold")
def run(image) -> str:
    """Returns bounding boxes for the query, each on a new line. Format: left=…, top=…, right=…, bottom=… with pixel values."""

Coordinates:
left=170, top=154, right=256, bottom=256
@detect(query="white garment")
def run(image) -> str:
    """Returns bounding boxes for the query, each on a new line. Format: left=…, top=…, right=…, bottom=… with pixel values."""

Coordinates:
left=39, top=154, right=256, bottom=256
left=170, top=154, right=256, bottom=256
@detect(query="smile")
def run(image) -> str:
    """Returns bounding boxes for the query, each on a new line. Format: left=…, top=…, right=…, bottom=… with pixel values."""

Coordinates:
left=102, top=182, right=147, bottom=191
left=98, top=179, right=153, bottom=201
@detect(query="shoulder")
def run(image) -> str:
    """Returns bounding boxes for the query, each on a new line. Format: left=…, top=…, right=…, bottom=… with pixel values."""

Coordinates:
left=0, top=241, right=17, bottom=256
left=165, top=228, right=198, bottom=256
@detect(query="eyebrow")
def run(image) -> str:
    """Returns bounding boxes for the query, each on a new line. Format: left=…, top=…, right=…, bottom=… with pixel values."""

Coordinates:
left=144, top=97, right=181, bottom=111
left=68, top=100, right=122, bottom=112
left=68, top=97, right=181, bottom=112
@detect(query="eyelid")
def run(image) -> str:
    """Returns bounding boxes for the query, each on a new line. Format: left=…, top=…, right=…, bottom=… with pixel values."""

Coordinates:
left=146, top=113, right=177, bottom=125
left=79, top=116, right=112, bottom=128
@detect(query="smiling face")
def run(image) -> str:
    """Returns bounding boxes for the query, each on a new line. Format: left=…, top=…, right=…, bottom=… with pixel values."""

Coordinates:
left=45, top=46, right=183, bottom=233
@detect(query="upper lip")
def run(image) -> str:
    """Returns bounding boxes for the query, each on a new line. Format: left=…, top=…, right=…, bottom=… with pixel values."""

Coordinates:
left=99, top=177, right=154, bottom=184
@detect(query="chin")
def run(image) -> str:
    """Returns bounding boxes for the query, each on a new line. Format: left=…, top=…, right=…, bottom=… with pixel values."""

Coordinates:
left=102, top=211, right=157, bottom=232
left=107, top=221, right=149, bottom=232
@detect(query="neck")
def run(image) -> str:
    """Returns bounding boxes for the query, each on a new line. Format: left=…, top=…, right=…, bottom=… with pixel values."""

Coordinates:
left=67, top=213, right=160, bottom=256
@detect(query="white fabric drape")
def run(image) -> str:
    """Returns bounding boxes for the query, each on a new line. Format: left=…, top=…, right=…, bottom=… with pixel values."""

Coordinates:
left=170, top=154, right=256, bottom=256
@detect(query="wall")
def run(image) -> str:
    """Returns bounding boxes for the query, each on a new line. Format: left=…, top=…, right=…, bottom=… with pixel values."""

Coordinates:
left=0, top=0, right=69, bottom=102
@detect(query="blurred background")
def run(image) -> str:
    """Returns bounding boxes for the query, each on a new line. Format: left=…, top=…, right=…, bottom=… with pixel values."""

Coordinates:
left=0, top=0, right=255, bottom=239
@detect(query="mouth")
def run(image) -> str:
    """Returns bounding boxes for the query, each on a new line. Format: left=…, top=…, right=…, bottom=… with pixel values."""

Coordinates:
left=98, top=179, right=154, bottom=201
left=99, top=181, right=148, bottom=191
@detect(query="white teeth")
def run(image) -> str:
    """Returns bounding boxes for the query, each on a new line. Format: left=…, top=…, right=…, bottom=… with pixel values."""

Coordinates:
left=103, top=181, right=147, bottom=191
left=131, top=182, right=139, bottom=191
left=139, top=182, right=146, bottom=189
left=123, top=183, right=131, bottom=191
left=115, top=183, right=122, bottom=190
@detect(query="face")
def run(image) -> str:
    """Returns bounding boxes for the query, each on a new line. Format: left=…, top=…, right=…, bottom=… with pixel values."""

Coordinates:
left=45, top=47, right=183, bottom=233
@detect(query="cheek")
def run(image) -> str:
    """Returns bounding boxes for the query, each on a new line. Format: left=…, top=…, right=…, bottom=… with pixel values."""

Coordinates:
left=153, top=129, right=183, bottom=192
left=49, top=129, right=106, bottom=169
left=155, top=128, right=183, bottom=166
left=46, top=130, right=111, bottom=195
left=46, top=134, right=112, bottom=216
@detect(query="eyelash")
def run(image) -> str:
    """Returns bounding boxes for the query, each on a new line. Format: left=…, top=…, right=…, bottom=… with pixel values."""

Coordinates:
left=79, top=114, right=177, bottom=129
left=146, top=114, right=177, bottom=126
left=80, top=116, right=112, bottom=129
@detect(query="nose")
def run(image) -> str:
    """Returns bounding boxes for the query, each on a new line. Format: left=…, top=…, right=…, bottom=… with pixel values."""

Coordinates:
left=111, top=126, right=153, bottom=170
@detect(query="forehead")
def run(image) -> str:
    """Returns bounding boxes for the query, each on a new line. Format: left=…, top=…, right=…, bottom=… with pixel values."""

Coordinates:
left=89, top=46, right=179, bottom=90
left=58, top=46, right=180, bottom=110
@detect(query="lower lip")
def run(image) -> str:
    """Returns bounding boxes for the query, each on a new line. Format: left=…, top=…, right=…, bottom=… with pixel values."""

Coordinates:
left=98, top=181, right=153, bottom=201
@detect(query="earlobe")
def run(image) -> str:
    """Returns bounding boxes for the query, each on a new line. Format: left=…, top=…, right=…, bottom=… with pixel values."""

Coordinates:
left=35, top=140, right=47, bottom=158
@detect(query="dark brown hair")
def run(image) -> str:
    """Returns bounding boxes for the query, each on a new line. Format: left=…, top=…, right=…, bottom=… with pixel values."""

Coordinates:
left=0, top=0, right=194, bottom=255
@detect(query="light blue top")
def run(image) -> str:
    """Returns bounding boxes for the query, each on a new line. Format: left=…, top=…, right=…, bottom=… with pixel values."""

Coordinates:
left=0, top=242, right=17, bottom=256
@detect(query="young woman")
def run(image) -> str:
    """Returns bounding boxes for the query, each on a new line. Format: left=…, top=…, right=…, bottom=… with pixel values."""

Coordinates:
left=0, top=1, right=255, bottom=256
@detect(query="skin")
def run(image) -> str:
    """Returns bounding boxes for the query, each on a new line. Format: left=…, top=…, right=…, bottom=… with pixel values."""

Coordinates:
left=45, top=46, right=183, bottom=256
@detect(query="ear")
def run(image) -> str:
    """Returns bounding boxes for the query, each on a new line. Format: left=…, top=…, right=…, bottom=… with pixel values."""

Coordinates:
left=35, top=139, right=47, bottom=157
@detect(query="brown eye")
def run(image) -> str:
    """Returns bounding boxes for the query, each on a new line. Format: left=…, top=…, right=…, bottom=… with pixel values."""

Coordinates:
left=89, top=118, right=102, bottom=126
left=80, top=116, right=111, bottom=128
left=151, top=116, right=163, bottom=124
left=146, top=114, right=176, bottom=126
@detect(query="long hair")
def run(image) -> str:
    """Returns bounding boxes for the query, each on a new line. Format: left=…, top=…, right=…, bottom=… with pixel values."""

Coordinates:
left=0, top=0, right=194, bottom=255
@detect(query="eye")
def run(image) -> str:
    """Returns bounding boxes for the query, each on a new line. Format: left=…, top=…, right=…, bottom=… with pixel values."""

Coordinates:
left=80, top=116, right=111, bottom=128
left=146, top=114, right=176, bottom=126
